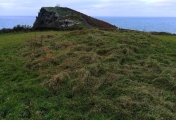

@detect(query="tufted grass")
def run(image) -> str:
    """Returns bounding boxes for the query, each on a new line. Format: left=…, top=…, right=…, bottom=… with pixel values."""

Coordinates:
left=1, top=29, right=176, bottom=119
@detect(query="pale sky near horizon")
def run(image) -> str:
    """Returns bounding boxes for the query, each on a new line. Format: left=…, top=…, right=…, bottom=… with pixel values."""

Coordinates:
left=0, top=0, right=176, bottom=17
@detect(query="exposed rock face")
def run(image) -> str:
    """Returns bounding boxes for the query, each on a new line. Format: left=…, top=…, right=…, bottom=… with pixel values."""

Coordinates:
left=33, top=7, right=117, bottom=29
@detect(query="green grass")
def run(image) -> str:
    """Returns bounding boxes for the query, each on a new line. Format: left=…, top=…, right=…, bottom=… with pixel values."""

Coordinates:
left=1, top=29, right=176, bottom=119
left=155, top=35, right=176, bottom=43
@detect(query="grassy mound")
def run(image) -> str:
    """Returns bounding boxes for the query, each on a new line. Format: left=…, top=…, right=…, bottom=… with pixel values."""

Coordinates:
left=1, top=29, right=176, bottom=119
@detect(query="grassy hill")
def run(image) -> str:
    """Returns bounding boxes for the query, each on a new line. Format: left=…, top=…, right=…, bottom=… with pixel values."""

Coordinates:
left=1, top=29, right=176, bottom=119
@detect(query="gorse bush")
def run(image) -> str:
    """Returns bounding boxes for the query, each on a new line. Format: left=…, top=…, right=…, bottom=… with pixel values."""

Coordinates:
left=13, top=25, right=32, bottom=31
left=0, top=25, right=32, bottom=33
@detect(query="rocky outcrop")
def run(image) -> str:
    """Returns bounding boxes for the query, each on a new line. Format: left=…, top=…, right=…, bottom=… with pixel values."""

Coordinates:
left=33, top=7, right=117, bottom=29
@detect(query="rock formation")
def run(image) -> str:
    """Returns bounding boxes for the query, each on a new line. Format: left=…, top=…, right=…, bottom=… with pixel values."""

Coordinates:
left=33, top=7, right=117, bottom=29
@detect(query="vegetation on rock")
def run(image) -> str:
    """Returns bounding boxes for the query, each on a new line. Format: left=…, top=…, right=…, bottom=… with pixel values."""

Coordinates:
left=33, top=7, right=117, bottom=30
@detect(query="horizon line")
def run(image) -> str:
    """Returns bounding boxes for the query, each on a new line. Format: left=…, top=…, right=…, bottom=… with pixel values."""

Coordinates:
left=1, top=15, right=176, bottom=17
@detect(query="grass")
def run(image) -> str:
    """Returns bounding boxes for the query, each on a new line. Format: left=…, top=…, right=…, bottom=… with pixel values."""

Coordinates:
left=1, top=29, right=176, bottom=119
left=154, top=35, right=176, bottom=43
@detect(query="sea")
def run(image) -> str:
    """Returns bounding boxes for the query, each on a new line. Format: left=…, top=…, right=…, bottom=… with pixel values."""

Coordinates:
left=0, top=16, right=176, bottom=34
left=0, top=16, right=35, bottom=29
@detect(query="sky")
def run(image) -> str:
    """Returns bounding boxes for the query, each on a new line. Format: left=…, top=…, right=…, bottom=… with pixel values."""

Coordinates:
left=0, top=0, right=176, bottom=17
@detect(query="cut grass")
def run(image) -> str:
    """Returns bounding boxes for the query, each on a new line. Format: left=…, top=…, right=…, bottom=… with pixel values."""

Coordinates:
left=1, top=29, right=176, bottom=119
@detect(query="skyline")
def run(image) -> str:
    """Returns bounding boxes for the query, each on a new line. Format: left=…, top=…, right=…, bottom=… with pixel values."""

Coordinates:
left=0, top=0, right=176, bottom=17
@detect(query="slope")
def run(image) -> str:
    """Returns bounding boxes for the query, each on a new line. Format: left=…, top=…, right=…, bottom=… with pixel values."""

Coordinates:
left=1, top=29, right=176, bottom=119
left=33, top=7, right=117, bottom=29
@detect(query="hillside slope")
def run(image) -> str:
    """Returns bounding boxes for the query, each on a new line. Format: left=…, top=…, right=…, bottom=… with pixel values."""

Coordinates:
left=1, top=29, right=176, bottom=119
left=33, top=7, right=117, bottom=29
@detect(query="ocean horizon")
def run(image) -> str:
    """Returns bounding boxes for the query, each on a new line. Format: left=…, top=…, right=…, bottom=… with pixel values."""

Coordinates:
left=0, top=16, right=35, bottom=30
left=0, top=16, right=176, bottom=34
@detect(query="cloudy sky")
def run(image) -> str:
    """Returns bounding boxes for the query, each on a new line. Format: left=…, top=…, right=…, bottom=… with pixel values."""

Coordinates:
left=0, top=0, right=176, bottom=17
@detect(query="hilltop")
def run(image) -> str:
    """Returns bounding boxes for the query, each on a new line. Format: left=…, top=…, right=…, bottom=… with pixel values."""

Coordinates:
left=1, top=28, right=176, bottom=119
left=33, top=7, right=117, bottom=30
